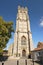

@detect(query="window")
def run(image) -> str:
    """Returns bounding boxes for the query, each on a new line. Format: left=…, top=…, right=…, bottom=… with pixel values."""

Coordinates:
left=38, top=52, right=41, bottom=56
left=21, top=36, right=26, bottom=45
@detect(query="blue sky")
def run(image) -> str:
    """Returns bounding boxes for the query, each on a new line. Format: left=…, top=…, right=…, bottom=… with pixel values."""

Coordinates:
left=0, top=0, right=43, bottom=49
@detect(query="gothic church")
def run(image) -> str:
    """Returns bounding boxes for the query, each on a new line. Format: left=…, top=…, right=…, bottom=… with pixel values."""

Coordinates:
left=8, top=6, right=34, bottom=58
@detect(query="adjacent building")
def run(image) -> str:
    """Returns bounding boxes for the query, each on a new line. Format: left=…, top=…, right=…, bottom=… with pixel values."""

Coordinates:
left=8, top=43, right=14, bottom=56
left=31, top=42, right=43, bottom=61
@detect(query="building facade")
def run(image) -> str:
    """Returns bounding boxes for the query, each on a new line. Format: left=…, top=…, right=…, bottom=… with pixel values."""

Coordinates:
left=31, top=42, right=43, bottom=61
left=8, top=43, right=14, bottom=56
left=13, top=6, right=34, bottom=58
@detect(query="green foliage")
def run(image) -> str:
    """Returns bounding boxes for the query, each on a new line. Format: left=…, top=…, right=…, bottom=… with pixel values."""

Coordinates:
left=0, top=17, right=14, bottom=54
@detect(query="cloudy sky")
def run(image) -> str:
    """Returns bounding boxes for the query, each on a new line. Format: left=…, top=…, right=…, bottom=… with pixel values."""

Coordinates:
left=0, top=0, right=43, bottom=49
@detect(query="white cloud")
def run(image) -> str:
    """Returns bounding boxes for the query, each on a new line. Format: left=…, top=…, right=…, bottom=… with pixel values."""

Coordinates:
left=40, top=21, right=43, bottom=26
left=40, top=17, right=43, bottom=27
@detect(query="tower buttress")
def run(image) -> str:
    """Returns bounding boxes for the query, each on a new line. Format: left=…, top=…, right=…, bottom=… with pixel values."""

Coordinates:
left=13, top=6, right=34, bottom=57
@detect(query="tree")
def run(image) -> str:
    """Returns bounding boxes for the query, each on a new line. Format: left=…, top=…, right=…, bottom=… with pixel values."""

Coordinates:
left=0, top=17, right=14, bottom=55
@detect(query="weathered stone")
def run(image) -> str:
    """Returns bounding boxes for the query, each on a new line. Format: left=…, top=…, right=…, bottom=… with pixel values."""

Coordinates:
left=8, top=6, right=34, bottom=58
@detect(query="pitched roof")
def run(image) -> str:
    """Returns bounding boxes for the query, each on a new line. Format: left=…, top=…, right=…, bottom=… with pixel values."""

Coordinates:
left=32, top=42, right=43, bottom=51
left=34, top=47, right=43, bottom=51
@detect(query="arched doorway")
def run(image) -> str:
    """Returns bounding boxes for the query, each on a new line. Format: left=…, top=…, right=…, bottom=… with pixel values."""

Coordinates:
left=22, top=49, right=26, bottom=57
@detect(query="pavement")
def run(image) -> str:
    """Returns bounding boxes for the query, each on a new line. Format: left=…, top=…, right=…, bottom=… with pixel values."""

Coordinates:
left=0, top=59, right=41, bottom=65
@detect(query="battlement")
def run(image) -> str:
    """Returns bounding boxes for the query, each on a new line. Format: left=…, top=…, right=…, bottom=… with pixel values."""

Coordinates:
left=18, top=6, right=28, bottom=14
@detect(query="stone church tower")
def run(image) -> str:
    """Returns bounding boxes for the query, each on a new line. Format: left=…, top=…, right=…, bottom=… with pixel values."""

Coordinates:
left=13, top=6, right=34, bottom=58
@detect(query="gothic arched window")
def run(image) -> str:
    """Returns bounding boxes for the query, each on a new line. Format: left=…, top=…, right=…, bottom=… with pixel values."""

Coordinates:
left=21, top=36, right=26, bottom=45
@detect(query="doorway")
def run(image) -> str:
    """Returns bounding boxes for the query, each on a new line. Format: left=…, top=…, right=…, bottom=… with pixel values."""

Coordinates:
left=22, top=49, right=26, bottom=57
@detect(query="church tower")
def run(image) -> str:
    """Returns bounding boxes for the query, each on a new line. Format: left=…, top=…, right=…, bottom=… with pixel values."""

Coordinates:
left=13, top=6, right=34, bottom=58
